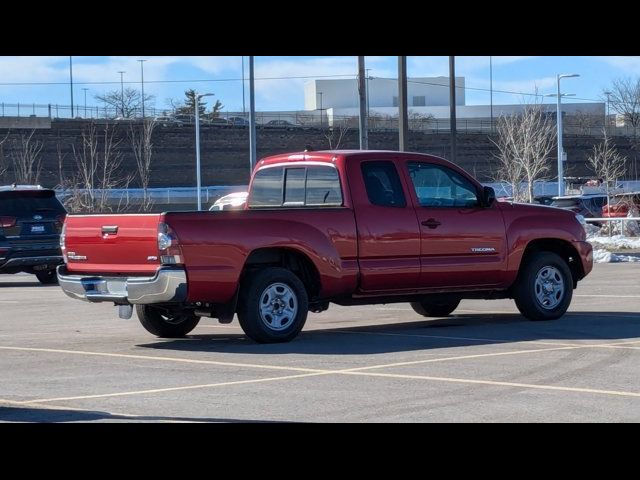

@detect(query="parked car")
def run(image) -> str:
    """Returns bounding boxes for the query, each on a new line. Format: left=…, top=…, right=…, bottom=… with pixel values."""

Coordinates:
left=156, top=116, right=184, bottom=127
left=266, top=120, right=293, bottom=127
left=209, top=192, right=248, bottom=211
left=227, top=116, right=249, bottom=126
left=58, top=151, right=592, bottom=344
left=550, top=194, right=608, bottom=219
left=0, top=185, right=66, bottom=284
left=602, top=192, right=640, bottom=218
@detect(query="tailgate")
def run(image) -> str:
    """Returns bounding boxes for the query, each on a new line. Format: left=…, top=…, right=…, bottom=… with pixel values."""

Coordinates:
left=64, top=214, right=162, bottom=274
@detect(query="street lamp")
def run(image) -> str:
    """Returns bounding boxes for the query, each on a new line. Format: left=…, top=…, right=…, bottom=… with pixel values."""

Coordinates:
left=604, top=90, right=612, bottom=132
left=317, top=91, right=323, bottom=128
left=82, top=88, right=89, bottom=118
left=138, top=60, right=147, bottom=118
left=118, top=71, right=126, bottom=117
left=195, top=92, right=214, bottom=211
left=553, top=73, right=580, bottom=196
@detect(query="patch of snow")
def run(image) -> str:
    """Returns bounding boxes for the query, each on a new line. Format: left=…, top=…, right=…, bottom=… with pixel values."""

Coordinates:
left=587, top=235, right=640, bottom=250
left=593, top=248, right=640, bottom=263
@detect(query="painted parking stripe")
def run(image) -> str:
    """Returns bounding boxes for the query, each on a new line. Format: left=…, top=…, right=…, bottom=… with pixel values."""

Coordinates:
left=340, top=370, right=640, bottom=399
left=17, top=371, right=333, bottom=404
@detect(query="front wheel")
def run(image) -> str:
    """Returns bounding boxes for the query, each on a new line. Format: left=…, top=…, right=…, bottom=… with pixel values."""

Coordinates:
left=513, top=251, right=573, bottom=321
left=136, top=305, right=201, bottom=338
left=410, top=298, right=460, bottom=317
left=237, top=267, right=309, bottom=343
left=36, top=269, right=58, bottom=285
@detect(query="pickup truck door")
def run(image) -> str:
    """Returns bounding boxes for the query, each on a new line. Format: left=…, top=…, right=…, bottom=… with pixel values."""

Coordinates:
left=400, top=160, right=507, bottom=289
left=347, top=158, right=421, bottom=292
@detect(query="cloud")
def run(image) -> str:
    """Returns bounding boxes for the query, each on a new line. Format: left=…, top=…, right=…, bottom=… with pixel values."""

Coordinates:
left=596, top=56, right=640, bottom=75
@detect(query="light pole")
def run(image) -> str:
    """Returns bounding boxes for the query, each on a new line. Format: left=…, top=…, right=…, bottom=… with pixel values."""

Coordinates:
left=138, top=59, right=147, bottom=118
left=489, top=56, right=493, bottom=132
left=82, top=88, right=88, bottom=118
left=69, top=56, right=74, bottom=118
left=366, top=68, right=371, bottom=120
left=604, top=90, right=612, bottom=133
left=194, top=92, right=214, bottom=211
left=554, top=73, right=580, bottom=196
left=118, top=71, right=126, bottom=117
left=317, top=91, right=323, bottom=128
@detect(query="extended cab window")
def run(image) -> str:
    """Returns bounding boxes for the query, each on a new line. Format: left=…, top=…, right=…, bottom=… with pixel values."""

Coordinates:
left=249, top=165, right=342, bottom=208
left=249, top=167, right=284, bottom=207
left=361, top=161, right=407, bottom=208
left=407, top=162, right=479, bottom=208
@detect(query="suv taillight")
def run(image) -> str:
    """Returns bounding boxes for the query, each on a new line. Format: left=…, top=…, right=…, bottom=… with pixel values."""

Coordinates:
left=158, top=222, right=183, bottom=265
left=0, top=216, right=16, bottom=228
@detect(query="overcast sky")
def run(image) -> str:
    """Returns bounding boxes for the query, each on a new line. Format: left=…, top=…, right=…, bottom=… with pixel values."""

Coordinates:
left=0, top=56, right=636, bottom=113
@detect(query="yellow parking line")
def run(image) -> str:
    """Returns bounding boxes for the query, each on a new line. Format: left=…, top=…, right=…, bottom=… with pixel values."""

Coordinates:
left=340, top=371, right=640, bottom=399
left=0, top=345, right=325, bottom=374
left=17, top=371, right=332, bottom=404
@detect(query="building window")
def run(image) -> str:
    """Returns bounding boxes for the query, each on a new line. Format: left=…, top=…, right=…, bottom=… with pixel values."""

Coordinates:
left=392, top=96, right=398, bottom=107
left=413, top=96, right=426, bottom=107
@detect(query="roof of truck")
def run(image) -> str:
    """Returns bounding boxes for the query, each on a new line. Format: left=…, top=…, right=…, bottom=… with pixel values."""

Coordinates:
left=258, top=150, right=446, bottom=167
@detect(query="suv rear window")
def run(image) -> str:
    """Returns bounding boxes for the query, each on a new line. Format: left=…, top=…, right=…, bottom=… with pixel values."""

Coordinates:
left=0, top=190, right=66, bottom=216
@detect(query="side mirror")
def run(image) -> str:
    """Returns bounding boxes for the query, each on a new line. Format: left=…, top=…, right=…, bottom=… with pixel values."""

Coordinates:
left=482, top=186, right=496, bottom=207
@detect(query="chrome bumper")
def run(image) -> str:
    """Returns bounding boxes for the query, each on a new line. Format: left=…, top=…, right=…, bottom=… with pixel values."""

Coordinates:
left=57, top=265, right=187, bottom=305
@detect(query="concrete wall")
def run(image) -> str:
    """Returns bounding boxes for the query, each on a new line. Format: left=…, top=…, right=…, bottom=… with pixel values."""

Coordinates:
left=0, top=116, right=51, bottom=129
left=1, top=119, right=638, bottom=190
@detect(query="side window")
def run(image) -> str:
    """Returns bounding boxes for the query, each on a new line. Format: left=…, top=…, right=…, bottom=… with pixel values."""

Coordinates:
left=407, top=162, right=479, bottom=208
left=361, top=161, right=407, bottom=208
left=305, top=167, right=343, bottom=206
left=249, top=167, right=283, bottom=207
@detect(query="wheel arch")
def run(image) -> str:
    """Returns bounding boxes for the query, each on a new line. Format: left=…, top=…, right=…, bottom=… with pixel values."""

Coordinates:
left=519, top=238, right=585, bottom=288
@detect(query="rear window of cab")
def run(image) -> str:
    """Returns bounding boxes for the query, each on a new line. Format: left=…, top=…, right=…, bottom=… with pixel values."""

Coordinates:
left=249, top=165, right=343, bottom=208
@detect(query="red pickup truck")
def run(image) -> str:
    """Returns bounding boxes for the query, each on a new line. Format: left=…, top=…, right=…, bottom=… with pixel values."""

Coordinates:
left=58, top=150, right=593, bottom=343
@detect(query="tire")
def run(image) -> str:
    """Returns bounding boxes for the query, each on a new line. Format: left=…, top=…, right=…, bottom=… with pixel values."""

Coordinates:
left=237, top=267, right=309, bottom=343
left=410, top=298, right=460, bottom=317
left=135, top=305, right=201, bottom=338
left=36, top=269, right=58, bottom=285
left=513, top=251, right=573, bottom=321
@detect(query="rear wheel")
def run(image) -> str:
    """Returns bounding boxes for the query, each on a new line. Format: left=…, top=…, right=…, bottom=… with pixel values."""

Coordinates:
left=136, top=305, right=201, bottom=338
left=410, top=298, right=460, bottom=317
left=237, top=267, right=308, bottom=343
left=35, top=269, right=58, bottom=285
left=513, top=251, right=573, bottom=321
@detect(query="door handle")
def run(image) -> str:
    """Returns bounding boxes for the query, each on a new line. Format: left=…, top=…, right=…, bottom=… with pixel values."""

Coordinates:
left=421, top=219, right=441, bottom=229
left=101, top=225, right=118, bottom=235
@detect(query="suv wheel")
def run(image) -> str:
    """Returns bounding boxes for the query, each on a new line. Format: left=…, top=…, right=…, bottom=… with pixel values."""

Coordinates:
left=35, top=269, right=58, bottom=285
left=136, top=305, right=201, bottom=338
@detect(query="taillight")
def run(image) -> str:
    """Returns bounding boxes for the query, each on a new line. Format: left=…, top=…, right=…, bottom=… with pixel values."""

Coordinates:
left=0, top=216, right=16, bottom=228
left=158, top=222, right=183, bottom=265
left=55, top=214, right=66, bottom=232
left=60, top=223, right=67, bottom=262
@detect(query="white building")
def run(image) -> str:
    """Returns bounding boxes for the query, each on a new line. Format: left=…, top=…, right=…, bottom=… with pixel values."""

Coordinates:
left=304, top=77, right=465, bottom=110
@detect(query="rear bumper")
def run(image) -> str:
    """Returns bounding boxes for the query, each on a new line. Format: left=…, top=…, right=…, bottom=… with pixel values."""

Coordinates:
left=0, top=255, right=63, bottom=270
left=57, top=265, right=187, bottom=305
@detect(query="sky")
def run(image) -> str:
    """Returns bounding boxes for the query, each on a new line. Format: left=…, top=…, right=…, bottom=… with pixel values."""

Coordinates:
left=0, top=56, right=637, bottom=115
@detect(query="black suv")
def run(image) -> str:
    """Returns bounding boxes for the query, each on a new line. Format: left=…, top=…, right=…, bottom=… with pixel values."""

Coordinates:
left=550, top=194, right=608, bottom=220
left=0, top=186, right=66, bottom=284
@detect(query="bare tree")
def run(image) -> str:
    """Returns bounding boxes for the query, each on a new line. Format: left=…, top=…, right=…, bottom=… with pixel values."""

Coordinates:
left=10, top=130, right=44, bottom=185
left=408, top=110, right=434, bottom=131
left=566, top=110, right=601, bottom=135
left=129, top=118, right=157, bottom=211
left=491, top=100, right=557, bottom=203
left=324, top=121, right=350, bottom=149
left=68, top=121, right=131, bottom=213
left=95, top=88, right=155, bottom=118
left=0, top=131, right=10, bottom=180
left=606, top=78, right=640, bottom=128
left=588, top=131, right=627, bottom=203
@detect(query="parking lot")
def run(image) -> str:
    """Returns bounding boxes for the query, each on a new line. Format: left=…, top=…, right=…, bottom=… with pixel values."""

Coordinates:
left=1, top=262, right=639, bottom=422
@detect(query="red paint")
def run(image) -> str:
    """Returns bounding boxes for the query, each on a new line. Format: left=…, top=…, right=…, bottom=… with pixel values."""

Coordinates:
left=62, top=150, right=593, bottom=304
